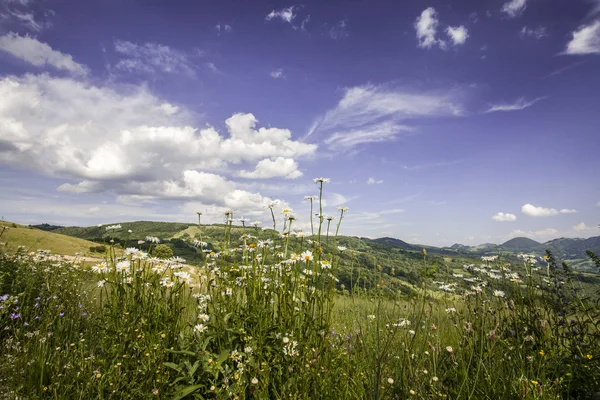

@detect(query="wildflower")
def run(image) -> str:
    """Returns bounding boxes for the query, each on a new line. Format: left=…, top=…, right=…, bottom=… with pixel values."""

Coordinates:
left=153, top=388, right=159, bottom=396
left=410, top=390, right=416, bottom=395
left=251, top=377, right=259, bottom=385
left=281, top=208, right=293, bottom=215
left=304, top=195, right=317, bottom=200
left=198, top=314, right=210, bottom=322
left=387, top=378, right=394, bottom=384
left=96, top=373, right=102, bottom=379
left=91, top=262, right=108, bottom=273
left=587, top=354, right=593, bottom=360
left=194, top=324, right=207, bottom=333
left=283, top=336, right=290, bottom=344
left=132, top=250, right=148, bottom=260
left=531, top=380, right=539, bottom=386
left=446, top=346, right=453, bottom=353
left=146, top=236, right=160, bottom=244
left=367, top=314, right=375, bottom=320
left=301, top=250, right=313, bottom=262
left=445, top=307, right=457, bottom=314
left=493, top=290, right=505, bottom=298
left=337, top=246, right=347, bottom=251
left=314, top=177, right=331, bottom=183
left=267, top=201, right=279, bottom=209
left=539, top=350, right=545, bottom=356
left=97, top=279, right=107, bottom=288
left=337, top=206, right=349, bottom=212
left=115, top=260, right=130, bottom=274
left=160, top=278, right=175, bottom=288
left=174, top=271, right=192, bottom=285
left=432, top=376, right=439, bottom=382
left=408, top=330, right=416, bottom=335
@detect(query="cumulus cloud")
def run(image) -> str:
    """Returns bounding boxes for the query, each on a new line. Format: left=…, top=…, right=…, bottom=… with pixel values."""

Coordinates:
left=521, top=204, right=558, bottom=217
left=317, top=83, right=463, bottom=150
left=0, top=33, right=87, bottom=75
left=235, top=157, right=303, bottom=179
left=270, top=69, right=284, bottom=79
left=113, top=40, right=197, bottom=77
left=0, top=74, right=316, bottom=215
left=521, top=204, right=577, bottom=217
left=501, top=0, right=528, bottom=18
left=492, top=212, right=517, bottom=222
left=265, top=6, right=297, bottom=23
left=367, top=177, right=384, bottom=185
left=414, top=7, right=446, bottom=49
left=520, top=26, right=547, bottom=39
left=563, top=20, right=600, bottom=55
left=573, top=222, right=586, bottom=231
left=446, top=26, right=469, bottom=45
left=485, top=97, right=546, bottom=113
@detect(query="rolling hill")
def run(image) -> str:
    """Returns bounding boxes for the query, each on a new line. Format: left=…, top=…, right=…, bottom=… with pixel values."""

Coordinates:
left=1, top=222, right=103, bottom=257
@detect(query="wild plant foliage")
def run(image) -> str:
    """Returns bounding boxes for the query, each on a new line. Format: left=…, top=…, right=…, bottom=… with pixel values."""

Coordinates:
left=0, top=178, right=599, bottom=399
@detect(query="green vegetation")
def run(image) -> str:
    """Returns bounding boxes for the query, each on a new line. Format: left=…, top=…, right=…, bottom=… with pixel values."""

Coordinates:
left=1, top=182, right=600, bottom=399
left=0, top=222, right=103, bottom=257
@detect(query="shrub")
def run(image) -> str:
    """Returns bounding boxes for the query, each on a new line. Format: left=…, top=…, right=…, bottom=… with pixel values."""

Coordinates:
left=153, top=243, right=174, bottom=259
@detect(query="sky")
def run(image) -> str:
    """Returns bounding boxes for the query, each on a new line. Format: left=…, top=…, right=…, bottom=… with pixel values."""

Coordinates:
left=0, top=0, right=599, bottom=247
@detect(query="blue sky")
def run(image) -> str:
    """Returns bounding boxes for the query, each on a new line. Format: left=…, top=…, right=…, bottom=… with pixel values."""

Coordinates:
left=0, top=0, right=599, bottom=246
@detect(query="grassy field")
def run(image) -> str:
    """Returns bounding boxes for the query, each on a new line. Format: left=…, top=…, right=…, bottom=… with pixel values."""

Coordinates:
left=1, top=222, right=103, bottom=257
left=1, top=185, right=600, bottom=399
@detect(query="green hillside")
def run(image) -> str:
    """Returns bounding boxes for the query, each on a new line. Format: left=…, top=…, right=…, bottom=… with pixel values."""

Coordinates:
left=1, top=222, right=103, bottom=257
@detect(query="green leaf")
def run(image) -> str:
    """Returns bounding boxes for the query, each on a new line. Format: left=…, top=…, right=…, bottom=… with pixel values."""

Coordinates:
left=172, top=384, right=204, bottom=400
left=163, top=362, right=183, bottom=373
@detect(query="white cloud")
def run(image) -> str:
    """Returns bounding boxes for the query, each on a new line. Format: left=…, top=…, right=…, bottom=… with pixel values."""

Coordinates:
left=559, top=208, right=577, bottom=214
left=563, top=20, right=600, bottom=55
left=520, top=26, right=547, bottom=39
left=324, top=122, right=413, bottom=150
left=0, top=74, right=317, bottom=212
left=521, top=204, right=558, bottom=217
left=446, top=26, right=469, bottom=45
left=0, top=33, right=87, bottom=75
left=509, top=228, right=558, bottom=238
left=317, top=83, right=463, bottom=150
left=367, top=177, right=384, bottom=185
left=270, top=69, right=284, bottom=79
left=265, top=6, right=297, bottom=23
left=573, top=222, right=586, bottom=231
left=597, top=201, right=600, bottom=207
left=501, top=0, right=528, bottom=18
left=485, top=96, right=546, bottom=113
left=113, top=40, right=197, bottom=77
left=414, top=7, right=446, bottom=49
left=235, top=157, right=303, bottom=179
left=492, top=212, right=517, bottom=222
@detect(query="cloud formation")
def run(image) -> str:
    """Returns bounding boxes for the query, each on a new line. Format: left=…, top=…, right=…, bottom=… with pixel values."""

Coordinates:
left=265, top=6, right=297, bottom=23
left=0, top=33, right=87, bottom=75
left=563, top=20, right=600, bottom=55
left=367, top=177, right=384, bottom=185
left=415, top=7, right=446, bottom=49
left=520, top=26, right=547, bottom=39
left=235, top=157, right=303, bottom=179
left=270, top=69, right=284, bottom=79
left=318, top=83, right=463, bottom=149
left=492, top=212, right=517, bottom=222
left=521, top=204, right=577, bottom=217
left=0, top=73, right=316, bottom=216
left=485, top=97, right=546, bottom=113
left=501, top=0, right=528, bottom=18
left=446, top=26, right=469, bottom=45
left=113, top=40, right=197, bottom=77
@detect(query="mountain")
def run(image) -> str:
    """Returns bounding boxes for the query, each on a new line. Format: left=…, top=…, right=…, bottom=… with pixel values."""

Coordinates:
left=372, top=237, right=422, bottom=252
left=500, top=237, right=543, bottom=252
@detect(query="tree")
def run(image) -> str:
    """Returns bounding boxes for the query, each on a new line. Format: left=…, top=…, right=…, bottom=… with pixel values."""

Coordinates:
left=153, top=244, right=173, bottom=259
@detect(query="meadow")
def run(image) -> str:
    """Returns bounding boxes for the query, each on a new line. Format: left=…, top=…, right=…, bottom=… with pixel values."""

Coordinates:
left=1, top=178, right=599, bottom=399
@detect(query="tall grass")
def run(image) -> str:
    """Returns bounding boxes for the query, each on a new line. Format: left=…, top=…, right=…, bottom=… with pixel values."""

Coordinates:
left=1, top=179, right=599, bottom=399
